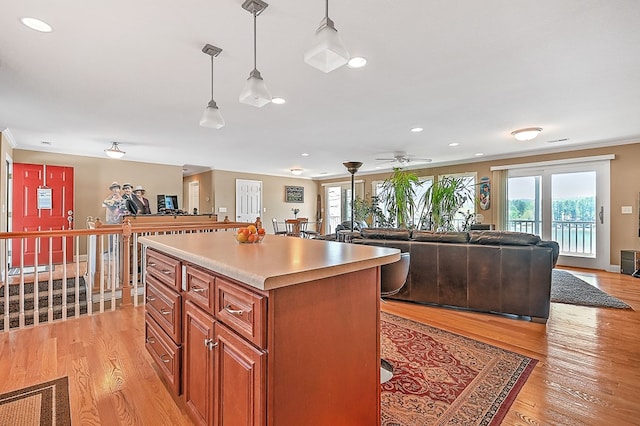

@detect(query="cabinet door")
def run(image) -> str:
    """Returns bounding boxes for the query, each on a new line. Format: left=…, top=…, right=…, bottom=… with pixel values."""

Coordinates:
left=183, top=300, right=215, bottom=426
left=213, top=323, right=266, bottom=426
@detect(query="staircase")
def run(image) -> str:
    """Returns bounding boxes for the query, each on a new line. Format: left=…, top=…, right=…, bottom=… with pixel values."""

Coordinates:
left=0, top=277, right=88, bottom=329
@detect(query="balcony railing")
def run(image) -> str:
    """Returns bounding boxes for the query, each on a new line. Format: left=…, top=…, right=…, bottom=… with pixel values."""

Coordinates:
left=0, top=216, right=255, bottom=331
left=507, top=219, right=596, bottom=256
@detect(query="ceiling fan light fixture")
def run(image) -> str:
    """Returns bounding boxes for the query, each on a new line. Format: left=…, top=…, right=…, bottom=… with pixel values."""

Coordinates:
left=511, top=127, right=542, bottom=141
left=239, top=0, right=272, bottom=108
left=105, top=142, right=125, bottom=159
left=304, top=0, right=350, bottom=73
left=200, top=44, right=225, bottom=129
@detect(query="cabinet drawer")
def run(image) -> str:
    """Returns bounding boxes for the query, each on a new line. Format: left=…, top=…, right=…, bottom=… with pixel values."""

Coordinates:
left=145, top=314, right=181, bottom=395
left=215, top=278, right=267, bottom=348
left=146, top=275, right=182, bottom=343
left=185, top=265, right=215, bottom=313
left=146, top=249, right=181, bottom=291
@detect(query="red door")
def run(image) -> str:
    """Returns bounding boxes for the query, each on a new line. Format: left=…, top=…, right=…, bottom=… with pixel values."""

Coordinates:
left=11, top=163, right=74, bottom=267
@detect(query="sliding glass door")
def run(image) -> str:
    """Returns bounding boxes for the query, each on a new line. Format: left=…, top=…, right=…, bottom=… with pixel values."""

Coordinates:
left=507, top=161, right=610, bottom=269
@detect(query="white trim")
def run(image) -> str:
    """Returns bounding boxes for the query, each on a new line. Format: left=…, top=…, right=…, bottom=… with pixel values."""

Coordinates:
left=490, top=154, right=615, bottom=171
left=1, top=128, right=17, bottom=148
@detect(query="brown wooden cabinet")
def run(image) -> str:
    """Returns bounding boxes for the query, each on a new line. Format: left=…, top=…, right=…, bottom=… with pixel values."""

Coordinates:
left=144, top=248, right=183, bottom=395
left=143, top=240, right=382, bottom=426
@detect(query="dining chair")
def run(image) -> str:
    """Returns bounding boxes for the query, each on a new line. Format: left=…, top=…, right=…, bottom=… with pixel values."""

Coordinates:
left=303, top=218, right=323, bottom=239
left=285, top=219, right=301, bottom=237
left=297, top=218, right=309, bottom=238
left=272, top=218, right=288, bottom=236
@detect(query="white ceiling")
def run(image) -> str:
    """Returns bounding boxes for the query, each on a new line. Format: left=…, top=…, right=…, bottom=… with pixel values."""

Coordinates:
left=1, top=0, right=639, bottom=179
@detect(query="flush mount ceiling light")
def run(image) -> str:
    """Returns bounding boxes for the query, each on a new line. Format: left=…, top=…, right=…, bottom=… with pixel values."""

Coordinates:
left=290, top=168, right=303, bottom=175
left=21, top=17, right=53, bottom=33
left=511, top=127, right=543, bottom=141
left=105, top=142, right=125, bottom=159
left=410, top=127, right=423, bottom=133
left=304, top=0, right=350, bottom=73
left=239, top=0, right=272, bottom=107
left=200, top=44, right=225, bottom=129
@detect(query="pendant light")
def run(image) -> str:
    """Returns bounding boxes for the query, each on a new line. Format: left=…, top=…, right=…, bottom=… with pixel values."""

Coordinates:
left=239, top=0, right=272, bottom=107
left=304, top=0, right=350, bottom=73
left=105, top=142, right=126, bottom=159
left=200, top=44, right=225, bottom=129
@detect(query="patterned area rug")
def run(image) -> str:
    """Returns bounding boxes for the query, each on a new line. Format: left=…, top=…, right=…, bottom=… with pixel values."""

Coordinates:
left=0, top=377, right=71, bottom=426
left=551, top=269, right=632, bottom=309
left=380, top=312, right=537, bottom=425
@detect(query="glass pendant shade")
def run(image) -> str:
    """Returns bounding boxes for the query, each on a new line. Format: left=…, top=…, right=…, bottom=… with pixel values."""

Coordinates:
left=304, top=18, right=349, bottom=73
left=239, top=69, right=272, bottom=107
left=105, top=142, right=125, bottom=159
left=200, top=100, right=225, bottom=129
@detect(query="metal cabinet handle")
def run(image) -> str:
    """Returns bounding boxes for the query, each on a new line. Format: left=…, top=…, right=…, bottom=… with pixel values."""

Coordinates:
left=224, top=305, right=244, bottom=315
left=162, top=269, right=172, bottom=275
left=204, top=338, right=218, bottom=350
left=159, top=354, right=171, bottom=364
left=145, top=296, right=156, bottom=303
left=191, top=285, right=205, bottom=293
left=146, top=337, right=156, bottom=344
left=148, top=262, right=156, bottom=267
left=160, top=308, right=171, bottom=316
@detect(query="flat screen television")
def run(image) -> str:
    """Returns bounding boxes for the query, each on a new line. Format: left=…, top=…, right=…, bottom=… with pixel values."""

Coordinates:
left=157, top=194, right=179, bottom=211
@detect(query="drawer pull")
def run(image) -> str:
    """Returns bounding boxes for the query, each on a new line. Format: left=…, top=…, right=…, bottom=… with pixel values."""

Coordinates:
left=160, top=308, right=171, bottom=316
left=162, top=269, right=172, bottom=275
left=145, top=296, right=156, bottom=303
left=224, top=305, right=244, bottom=316
left=159, top=354, right=171, bottom=364
left=147, top=262, right=156, bottom=267
left=146, top=337, right=156, bottom=344
left=191, top=285, right=205, bottom=293
left=204, top=338, right=219, bottom=350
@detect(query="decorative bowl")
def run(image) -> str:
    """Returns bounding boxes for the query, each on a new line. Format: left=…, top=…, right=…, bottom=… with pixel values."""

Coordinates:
left=234, top=232, right=265, bottom=244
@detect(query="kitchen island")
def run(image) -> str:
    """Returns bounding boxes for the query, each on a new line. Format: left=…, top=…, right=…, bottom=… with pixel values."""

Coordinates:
left=139, top=232, right=400, bottom=426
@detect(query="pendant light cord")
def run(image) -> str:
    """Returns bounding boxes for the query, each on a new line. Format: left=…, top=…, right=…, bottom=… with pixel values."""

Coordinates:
left=210, top=55, right=214, bottom=101
left=325, top=0, right=329, bottom=19
left=253, top=11, right=257, bottom=70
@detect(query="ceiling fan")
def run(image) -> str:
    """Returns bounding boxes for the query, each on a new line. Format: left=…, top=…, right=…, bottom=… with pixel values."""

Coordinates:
left=375, top=151, right=432, bottom=165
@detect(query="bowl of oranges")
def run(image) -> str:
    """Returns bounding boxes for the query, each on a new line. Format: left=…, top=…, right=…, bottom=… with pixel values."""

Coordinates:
left=235, top=225, right=266, bottom=244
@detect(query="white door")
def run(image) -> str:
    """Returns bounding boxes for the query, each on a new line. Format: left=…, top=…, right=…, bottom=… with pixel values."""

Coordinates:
left=507, top=160, right=610, bottom=269
left=188, top=181, right=199, bottom=214
left=236, top=179, right=262, bottom=223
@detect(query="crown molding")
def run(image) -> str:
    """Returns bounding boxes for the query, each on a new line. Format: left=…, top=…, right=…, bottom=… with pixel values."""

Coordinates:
left=0, top=128, right=17, bottom=148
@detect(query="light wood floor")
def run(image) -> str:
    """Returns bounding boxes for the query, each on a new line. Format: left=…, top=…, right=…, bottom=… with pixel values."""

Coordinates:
left=1, top=267, right=639, bottom=425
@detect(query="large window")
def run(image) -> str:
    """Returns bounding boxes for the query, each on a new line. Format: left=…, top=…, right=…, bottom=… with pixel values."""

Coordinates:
left=372, top=176, right=433, bottom=228
left=438, top=172, right=476, bottom=230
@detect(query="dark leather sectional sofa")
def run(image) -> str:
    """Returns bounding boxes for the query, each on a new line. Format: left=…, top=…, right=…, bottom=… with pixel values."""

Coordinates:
left=352, top=229, right=559, bottom=323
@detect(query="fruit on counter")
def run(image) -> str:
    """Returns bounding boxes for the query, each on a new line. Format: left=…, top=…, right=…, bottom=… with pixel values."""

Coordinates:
left=247, top=224, right=257, bottom=234
left=257, top=228, right=266, bottom=236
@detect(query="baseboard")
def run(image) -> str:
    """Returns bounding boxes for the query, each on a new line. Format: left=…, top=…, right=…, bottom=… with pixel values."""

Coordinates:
left=608, top=264, right=621, bottom=273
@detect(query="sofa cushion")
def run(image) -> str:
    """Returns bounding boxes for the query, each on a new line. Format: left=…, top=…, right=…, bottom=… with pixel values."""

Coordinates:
left=359, top=228, right=412, bottom=240
left=537, top=240, right=560, bottom=267
left=469, top=231, right=541, bottom=246
left=411, top=231, right=469, bottom=243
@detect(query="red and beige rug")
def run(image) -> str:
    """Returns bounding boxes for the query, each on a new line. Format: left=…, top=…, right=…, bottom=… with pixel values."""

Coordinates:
left=380, top=312, right=537, bottom=425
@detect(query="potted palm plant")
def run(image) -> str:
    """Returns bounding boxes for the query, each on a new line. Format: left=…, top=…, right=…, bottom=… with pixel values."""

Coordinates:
left=377, top=168, right=422, bottom=228
left=420, top=175, right=473, bottom=231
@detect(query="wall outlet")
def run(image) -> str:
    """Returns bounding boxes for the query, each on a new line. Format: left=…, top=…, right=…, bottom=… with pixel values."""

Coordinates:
left=621, top=206, right=633, bottom=214
left=218, top=207, right=227, bottom=213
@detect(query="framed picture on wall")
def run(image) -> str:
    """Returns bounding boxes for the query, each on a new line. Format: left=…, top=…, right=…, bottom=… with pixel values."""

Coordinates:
left=285, top=185, right=304, bottom=203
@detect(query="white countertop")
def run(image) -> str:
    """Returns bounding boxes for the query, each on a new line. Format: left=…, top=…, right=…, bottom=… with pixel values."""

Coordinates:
left=139, top=232, right=400, bottom=291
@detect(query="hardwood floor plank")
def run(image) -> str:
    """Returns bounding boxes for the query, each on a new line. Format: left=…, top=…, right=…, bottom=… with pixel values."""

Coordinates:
left=0, top=267, right=638, bottom=425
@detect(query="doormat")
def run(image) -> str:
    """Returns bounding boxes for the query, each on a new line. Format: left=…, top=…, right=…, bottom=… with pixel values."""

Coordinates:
left=0, top=376, right=71, bottom=426
left=8, top=265, right=54, bottom=276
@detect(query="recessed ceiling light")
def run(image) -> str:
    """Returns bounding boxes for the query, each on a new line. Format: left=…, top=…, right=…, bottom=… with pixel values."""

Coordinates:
left=301, top=153, right=309, bottom=157
left=21, top=17, right=53, bottom=33
left=410, top=127, right=423, bottom=133
left=272, top=97, right=286, bottom=104
left=448, top=142, right=459, bottom=147
left=475, top=152, right=484, bottom=156
left=347, top=57, right=367, bottom=68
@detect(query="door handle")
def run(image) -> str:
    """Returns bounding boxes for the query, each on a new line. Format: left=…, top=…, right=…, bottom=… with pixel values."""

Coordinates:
left=599, top=206, right=604, bottom=224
